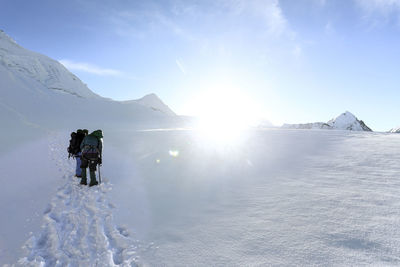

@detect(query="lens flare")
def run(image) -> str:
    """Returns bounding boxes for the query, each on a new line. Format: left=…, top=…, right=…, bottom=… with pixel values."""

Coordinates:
left=169, top=150, right=179, bottom=157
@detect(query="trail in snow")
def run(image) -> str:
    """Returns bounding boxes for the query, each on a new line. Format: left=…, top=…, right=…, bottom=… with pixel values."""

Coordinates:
left=18, top=180, right=139, bottom=266
left=17, top=133, right=140, bottom=266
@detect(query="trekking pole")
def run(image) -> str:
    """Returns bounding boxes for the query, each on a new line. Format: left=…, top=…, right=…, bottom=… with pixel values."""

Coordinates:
left=98, top=164, right=102, bottom=184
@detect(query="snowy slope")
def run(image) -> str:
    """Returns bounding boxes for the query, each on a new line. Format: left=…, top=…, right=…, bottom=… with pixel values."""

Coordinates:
left=283, top=111, right=372, bottom=131
left=124, top=93, right=176, bottom=116
left=0, top=30, right=100, bottom=99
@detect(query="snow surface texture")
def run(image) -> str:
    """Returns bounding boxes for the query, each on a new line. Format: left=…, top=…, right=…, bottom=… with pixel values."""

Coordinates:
left=103, top=128, right=400, bottom=266
left=12, top=133, right=140, bottom=266
left=283, top=111, right=372, bottom=131
left=19, top=182, right=138, bottom=266
left=4, top=122, right=400, bottom=265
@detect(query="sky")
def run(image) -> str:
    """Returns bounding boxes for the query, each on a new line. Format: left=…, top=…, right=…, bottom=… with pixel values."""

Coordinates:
left=1, top=0, right=400, bottom=131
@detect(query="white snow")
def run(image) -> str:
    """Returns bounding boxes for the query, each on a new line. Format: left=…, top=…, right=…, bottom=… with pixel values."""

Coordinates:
left=103, top=129, right=400, bottom=266
left=0, top=133, right=141, bottom=266
left=0, top=30, right=100, bottom=99
left=19, top=179, right=139, bottom=266
left=4, top=128, right=400, bottom=266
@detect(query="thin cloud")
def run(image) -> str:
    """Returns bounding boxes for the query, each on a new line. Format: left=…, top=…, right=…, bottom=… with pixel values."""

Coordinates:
left=314, top=0, right=327, bottom=6
left=59, top=59, right=123, bottom=76
left=292, top=45, right=302, bottom=58
left=354, top=0, right=400, bottom=26
left=325, top=21, right=335, bottom=35
left=262, top=0, right=291, bottom=36
left=175, top=59, right=186, bottom=74
left=108, top=0, right=293, bottom=40
left=224, top=0, right=293, bottom=37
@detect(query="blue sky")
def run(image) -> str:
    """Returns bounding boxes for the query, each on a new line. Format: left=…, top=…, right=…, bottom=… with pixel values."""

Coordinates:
left=1, top=0, right=400, bottom=131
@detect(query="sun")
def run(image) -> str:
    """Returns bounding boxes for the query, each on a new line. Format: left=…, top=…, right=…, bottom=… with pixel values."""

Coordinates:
left=188, top=85, right=263, bottom=144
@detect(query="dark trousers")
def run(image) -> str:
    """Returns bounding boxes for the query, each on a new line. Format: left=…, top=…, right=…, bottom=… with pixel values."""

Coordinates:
left=80, top=156, right=98, bottom=182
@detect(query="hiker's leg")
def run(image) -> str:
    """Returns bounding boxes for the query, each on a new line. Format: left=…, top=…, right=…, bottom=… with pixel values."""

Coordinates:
left=80, top=157, right=88, bottom=185
left=89, top=160, right=98, bottom=186
left=75, top=153, right=82, bottom=177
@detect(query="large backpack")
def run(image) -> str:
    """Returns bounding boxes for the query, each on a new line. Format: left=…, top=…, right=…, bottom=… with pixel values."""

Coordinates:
left=67, top=132, right=78, bottom=156
left=68, top=130, right=86, bottom=156
left=81, top=135, right=100, bottom=161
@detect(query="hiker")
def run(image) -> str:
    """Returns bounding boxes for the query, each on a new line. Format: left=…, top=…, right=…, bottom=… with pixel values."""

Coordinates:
left=68, top=129, right=88, bottom=177
left=80, top=129, right=103, bottom=186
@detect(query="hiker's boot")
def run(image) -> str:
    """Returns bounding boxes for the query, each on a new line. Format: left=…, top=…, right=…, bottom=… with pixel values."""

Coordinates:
left=80, top=168, right=87, bottom=185
left=89, top=180, right=98, bottom=187
left=89, top=171, right=98, bottom=187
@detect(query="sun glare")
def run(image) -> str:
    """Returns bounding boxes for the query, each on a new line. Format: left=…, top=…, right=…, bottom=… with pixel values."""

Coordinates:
left=190, top=85, right=262, bottom=145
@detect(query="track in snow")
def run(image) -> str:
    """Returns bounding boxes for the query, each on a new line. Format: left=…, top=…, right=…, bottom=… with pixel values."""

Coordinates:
left=18, top=134, right=140, bottom=266
left=18, top=179, right=139, bottom=266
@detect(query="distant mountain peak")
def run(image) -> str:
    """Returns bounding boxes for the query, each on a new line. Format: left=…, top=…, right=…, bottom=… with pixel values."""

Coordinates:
left=283, top=111, right=372, bottom=131
left=389, top=126, right=400, bottom=133
left=328, top=111, right=372, bottom=131
left=125, top=93, right=176, bottom=116
left=0, top=29, right=19, bottom=47
left=332, top=111, right=356, bottom=120
left=139, top=93, right=159, bottom=101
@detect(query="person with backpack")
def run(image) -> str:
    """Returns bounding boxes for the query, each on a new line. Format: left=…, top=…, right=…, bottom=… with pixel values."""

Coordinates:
left=68, top=129, right=88, bottom=177
left=80, top=129, right=103, bottom=186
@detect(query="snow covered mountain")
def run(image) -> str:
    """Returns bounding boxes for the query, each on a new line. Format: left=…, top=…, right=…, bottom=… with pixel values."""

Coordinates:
left=282, top=111, right=373, bottom=131
left=0, top=30, right=100, bottom=99
left=123, top=93, right=176, bottom=116
left=389, top=126, right=400, bottom=133
left=0, top=30, right=179, bottom=141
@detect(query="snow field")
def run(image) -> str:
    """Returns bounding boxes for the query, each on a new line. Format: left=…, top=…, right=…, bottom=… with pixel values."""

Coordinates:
left=4, top=129, right=400, bottom=266
left=105, top=129, right=400, bottom=266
